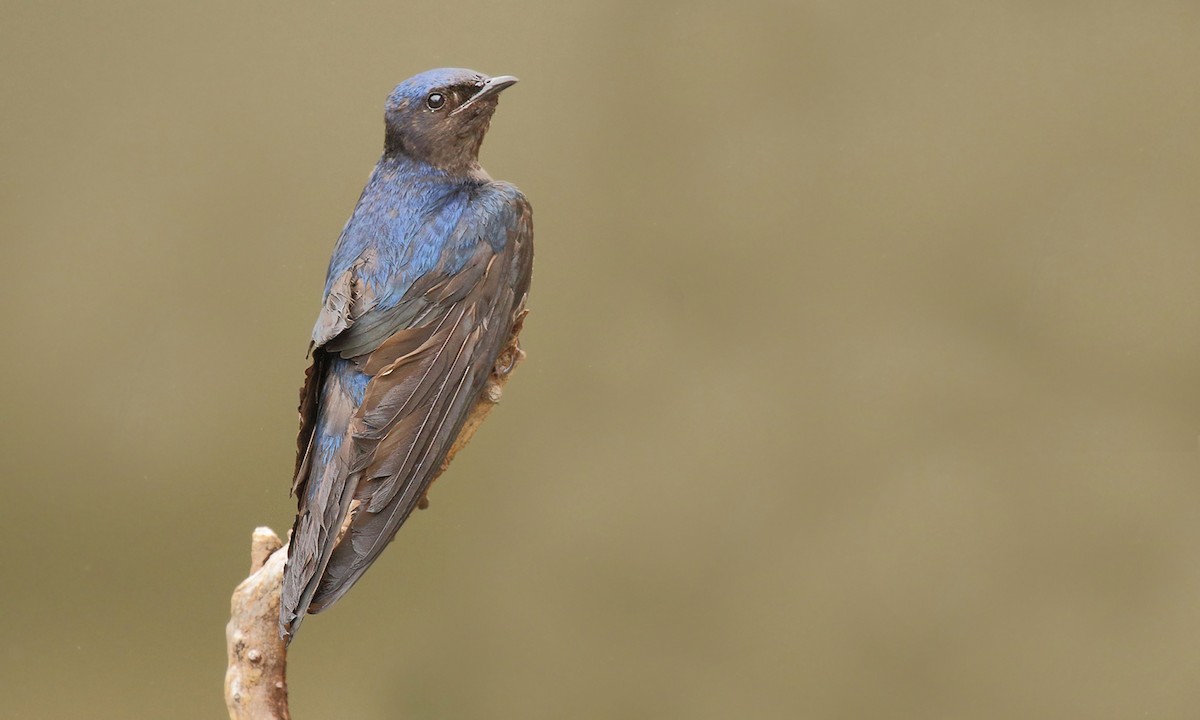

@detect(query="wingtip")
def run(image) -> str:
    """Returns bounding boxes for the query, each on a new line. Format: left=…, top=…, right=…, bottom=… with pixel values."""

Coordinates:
left=279, top=620, right=298, bottom=645
left=279, top=606, right=304, bottom=645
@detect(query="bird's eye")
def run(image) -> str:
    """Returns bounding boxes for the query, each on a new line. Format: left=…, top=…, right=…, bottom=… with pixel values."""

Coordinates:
left=426, top=93, right=446, bottom=110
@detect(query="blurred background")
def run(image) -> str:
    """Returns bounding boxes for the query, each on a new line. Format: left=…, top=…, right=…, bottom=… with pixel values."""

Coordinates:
left=2, top=1, right=1199, bottom=718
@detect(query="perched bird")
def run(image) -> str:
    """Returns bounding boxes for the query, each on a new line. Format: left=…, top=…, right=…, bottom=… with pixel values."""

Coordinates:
left=280, top=68, right=533, bottom=642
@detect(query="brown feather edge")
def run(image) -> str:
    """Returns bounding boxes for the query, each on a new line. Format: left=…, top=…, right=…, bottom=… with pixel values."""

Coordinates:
left=290, top=348, right=324, bottom=497
left=328, top=306, right=528, bottom=545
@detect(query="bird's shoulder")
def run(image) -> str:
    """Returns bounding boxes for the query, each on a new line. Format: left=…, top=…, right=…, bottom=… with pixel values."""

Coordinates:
left=311, top=177, right=529, bottom=354
left=466, top=180, right=532, bottom=248
left=476, top=179, right=528, bottom=209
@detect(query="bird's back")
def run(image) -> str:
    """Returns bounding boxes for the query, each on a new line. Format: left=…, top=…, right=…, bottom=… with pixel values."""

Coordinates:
left=280, top=159, right=533, bottom=640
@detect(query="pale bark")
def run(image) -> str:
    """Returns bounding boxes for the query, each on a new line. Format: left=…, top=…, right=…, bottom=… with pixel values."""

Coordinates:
left=225, top=528, right=291, bottom=720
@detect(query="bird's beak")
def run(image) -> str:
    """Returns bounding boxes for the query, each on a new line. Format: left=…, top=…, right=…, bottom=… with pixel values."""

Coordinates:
left=451, top=75, right=520, bottom=116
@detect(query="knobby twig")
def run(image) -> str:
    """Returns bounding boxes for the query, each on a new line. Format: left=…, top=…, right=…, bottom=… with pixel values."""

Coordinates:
left=225, top=318, right=527, bottom=718
left=226, top=528, right=291, bottom=720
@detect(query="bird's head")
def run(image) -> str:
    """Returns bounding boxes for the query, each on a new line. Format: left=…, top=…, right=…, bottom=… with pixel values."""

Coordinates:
left=383, top=68, right=519, bottom=173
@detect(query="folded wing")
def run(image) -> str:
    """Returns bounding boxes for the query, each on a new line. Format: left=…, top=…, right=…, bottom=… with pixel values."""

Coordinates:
left=281, top=187, right=532, bottom=638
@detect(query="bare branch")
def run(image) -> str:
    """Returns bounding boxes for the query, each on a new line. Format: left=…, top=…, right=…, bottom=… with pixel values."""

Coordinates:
left=225, top=528, right=290, bottom=720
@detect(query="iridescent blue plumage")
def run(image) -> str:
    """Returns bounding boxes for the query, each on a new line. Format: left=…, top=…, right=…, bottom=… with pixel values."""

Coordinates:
left=281, top=68, right=532, bottom=642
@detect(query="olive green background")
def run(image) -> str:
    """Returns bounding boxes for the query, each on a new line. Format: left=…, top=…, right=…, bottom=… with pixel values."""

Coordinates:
left=2, top=1, right=1199, bottom=718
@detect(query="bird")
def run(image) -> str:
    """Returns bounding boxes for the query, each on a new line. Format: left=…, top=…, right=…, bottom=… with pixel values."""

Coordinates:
left=279, top=68, right=533, bottom=642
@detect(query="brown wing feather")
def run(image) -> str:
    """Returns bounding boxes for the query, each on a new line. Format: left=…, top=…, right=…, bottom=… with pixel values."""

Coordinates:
left=291, top=349, right=323, bottom=496
left=308, top=238, right=525, bottom=610
left=284, top=192, right=533, bottom=632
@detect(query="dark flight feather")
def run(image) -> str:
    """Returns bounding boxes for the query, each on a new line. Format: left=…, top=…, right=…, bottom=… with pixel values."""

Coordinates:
left=280, top=180, right=532, bottom=638
left=311, top=206, right=530, bottom=611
